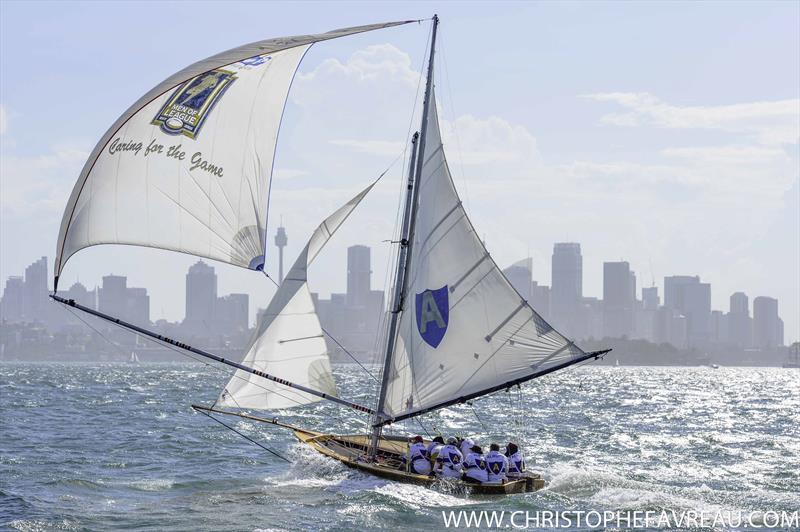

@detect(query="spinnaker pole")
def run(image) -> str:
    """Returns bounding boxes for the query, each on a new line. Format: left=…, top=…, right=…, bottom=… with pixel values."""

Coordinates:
left=370, top=15, right=439, bottom=453
left=50, top=294, right=376, bottom=415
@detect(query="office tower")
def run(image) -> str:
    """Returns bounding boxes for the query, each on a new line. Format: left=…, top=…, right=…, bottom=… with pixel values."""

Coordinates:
left=1, top=276, right=24, bottom=322
left=185, top=261, right=217, bottom=329
left=753, top=296, right=782, bottom=348
left=275, top=226, right=288, bottom=283
left=127, top=287, right=150, bottom=325
left=503, top=258, right=533, bottom=300
left=23, top=256, right=48, bottom=321
left=64, top=282, right=95, bottom=309
left=98, top=275, right=150, bottom=325
left=642, top=286, right=659, bottom=311
left=98, top=275, right=128, bottom=319
left=530, top=281, right=551, bottom=320
left=710, top=310, right=728, bottom=343
left=663, top=275, right=711, bottom=347
left=727, top=292, right=751, bottom=348
left=216, top=293, right=249, bottom=334
left=551, top=243, right=582, bottom=335
left=603, top=261, right=635, bottom=338
left=347, top=245, right=371, bottom=308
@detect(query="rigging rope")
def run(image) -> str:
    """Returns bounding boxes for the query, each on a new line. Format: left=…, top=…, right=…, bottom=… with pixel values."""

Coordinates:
left=197, top=408, right=292, bottom=463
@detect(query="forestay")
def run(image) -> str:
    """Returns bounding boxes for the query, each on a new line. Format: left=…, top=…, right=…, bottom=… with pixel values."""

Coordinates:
left=217, top=181, right=376, bottom=410
left=54, top=20, right=415, bottom=289
left=382, top=89, right=587, bottom=420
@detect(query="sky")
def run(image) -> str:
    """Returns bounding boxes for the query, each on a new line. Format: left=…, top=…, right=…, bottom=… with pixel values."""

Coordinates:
left=1, top=1, right=798, bottom=342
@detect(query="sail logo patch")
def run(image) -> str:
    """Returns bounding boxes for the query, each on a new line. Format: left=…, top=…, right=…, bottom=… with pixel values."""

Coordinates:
left=152, top=69, right=236, bottom=139
left=415, top=286, right=449, bottom=348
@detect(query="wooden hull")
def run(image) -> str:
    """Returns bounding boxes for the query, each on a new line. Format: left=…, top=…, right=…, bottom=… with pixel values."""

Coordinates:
left=191, top=405, right=544, bottom=495
left=292, top=428, right=545, bottom=495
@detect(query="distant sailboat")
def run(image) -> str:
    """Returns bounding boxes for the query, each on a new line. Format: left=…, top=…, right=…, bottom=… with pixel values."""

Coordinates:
left=128, top=351, right=140, bottom=364
left=50, top=16, right=609, bottom=494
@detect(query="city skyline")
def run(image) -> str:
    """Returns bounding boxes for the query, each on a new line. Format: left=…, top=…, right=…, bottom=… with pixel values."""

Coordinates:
left=1, top=239, right=788, bottom=349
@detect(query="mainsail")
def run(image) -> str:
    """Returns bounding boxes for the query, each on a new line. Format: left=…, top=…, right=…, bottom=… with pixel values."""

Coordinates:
left=53, top=20, right=416, bottom=289
left=217, top=182, right=376, bottom=410
left=380, top=90, right=588, bottom=422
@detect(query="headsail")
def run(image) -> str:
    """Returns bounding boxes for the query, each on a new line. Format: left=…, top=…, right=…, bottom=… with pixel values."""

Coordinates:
left=217, top=181, right=376, bottom=410
left=54, top=20, right=416, bottom=289
left=381, top=90, right=588, bottom=421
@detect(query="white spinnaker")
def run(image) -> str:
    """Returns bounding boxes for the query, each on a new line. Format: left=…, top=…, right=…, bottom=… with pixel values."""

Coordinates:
left=54, top=20, right=416, bottom=287
left=218, top=182, right=376, bottom=410
left=382, top=90, right=586, bottom=419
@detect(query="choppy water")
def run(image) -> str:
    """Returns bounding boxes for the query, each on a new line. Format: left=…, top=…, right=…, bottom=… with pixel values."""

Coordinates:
left=1, top=363, right=798, bottom=531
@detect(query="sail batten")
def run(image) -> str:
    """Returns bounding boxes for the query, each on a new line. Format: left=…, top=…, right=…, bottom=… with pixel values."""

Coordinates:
left=54, top=19, right=418, bottom=288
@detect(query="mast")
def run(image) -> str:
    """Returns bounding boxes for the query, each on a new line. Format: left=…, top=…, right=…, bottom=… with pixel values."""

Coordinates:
left=50, top=294, right=376, bottom=415
left=370, top=15, right=439, bottom=451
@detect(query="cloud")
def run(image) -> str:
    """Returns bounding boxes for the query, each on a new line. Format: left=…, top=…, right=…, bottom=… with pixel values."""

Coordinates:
left=660, top=145, right=789, bottom=165
left=0, top=141, right=89, bottom=216
left=295, top=44, right=420, bottom=93
left=0, top=104, right=7, bottom=135
left=439, top=113, right=540, bottom=168
left=583, top=92, right=800, bottom=145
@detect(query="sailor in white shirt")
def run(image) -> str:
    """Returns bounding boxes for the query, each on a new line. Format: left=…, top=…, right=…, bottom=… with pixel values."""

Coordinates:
left=403, top=435, right=431, bottom=475
left=462, top=444, right=488, bottom=483
left=505, top=442, right=526, bottom=478
left=434, top=437, right=463, bottom=479
left=484, top=443, right=509, bottom=482
left=427, top=436, right=445, bottom=466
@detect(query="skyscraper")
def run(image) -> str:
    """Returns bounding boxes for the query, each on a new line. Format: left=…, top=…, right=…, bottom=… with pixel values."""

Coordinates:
left=347, top=245, right=371, bottom=308
left=216, top=293, right=249, bottom=334
left=727, top=292, right=751, bottom=348
left=551, top=243, right=582, bottom=336
left=530, top=281, right=551, bottom=320
left=503, top=258, right=533, bottom=300
left=663, top=275, right=711, bottom=347
left=642, top=286, right=659, bottom=311
left=603, top=261, right=634, bottom=338
left=98, top=275, right=128, bottom=319
left=97, top=275, right=150, bottom=325
left=23, top=256, right=48, bottom=321
left=753, top=296, right=782, bottom=349
left=0, top=276, right=24, bottom=322
left=185, top=261, right=217, bottom=331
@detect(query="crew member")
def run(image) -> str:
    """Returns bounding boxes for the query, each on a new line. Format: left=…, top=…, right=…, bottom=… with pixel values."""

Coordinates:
left=434, top=437, right=463, bottom=479
left=403, top=435, right=431, bottom=475
left=505, top=442, right=526, bottom=478
left=484, top=443, right=509, bottom=482
left=427, top=435, right=445, bottom=466
left=462, top=444, right=488, bottom=483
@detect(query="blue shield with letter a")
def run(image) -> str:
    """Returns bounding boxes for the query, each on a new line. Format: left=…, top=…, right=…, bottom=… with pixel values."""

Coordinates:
left=415, top=286, right=449, bottom=348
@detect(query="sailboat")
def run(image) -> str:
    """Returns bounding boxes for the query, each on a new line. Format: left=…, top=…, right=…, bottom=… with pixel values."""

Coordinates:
left=50, top=16, right=609, bottom=495
left=128, top=351, right=140, bottom=364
